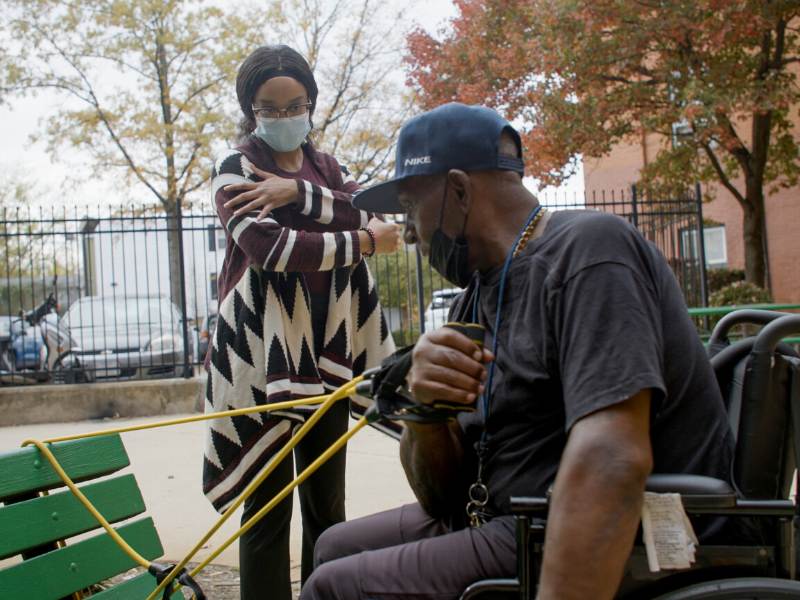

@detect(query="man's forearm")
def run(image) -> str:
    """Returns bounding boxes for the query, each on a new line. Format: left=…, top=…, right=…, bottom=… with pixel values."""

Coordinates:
left=538, top=390, right=653, bottom=599
left=400, top=421, right=466, bottom=517
left=537, top=463, right=647, bottom=599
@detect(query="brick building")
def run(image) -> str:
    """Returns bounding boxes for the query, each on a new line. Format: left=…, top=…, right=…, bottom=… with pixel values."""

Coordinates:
left=583, top=112, right=800, bottom=304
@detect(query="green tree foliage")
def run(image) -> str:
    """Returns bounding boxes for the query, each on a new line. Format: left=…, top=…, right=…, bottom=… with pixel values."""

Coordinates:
left=406, top=0, right=800, bottom=288
left=0, top=0, right=264, bottom=306
left=367, top=246, right=449, bottom=345
left=0, top=0, right=413, bottom=308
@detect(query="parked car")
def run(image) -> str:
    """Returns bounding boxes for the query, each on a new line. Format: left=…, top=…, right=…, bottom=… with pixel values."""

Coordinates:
left=0, top=316, right=12, bottom=341
left=62, top=296, right=192, bottom=380
left=197, top=312, right=218, bottom=362
left=423, top=288, right=464, bottom=332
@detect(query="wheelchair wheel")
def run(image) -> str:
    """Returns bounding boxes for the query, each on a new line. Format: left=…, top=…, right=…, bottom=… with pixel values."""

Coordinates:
left=653, top=577, right=800, bottom=599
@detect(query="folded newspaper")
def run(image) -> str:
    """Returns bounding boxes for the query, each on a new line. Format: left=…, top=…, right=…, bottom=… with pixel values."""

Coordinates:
left=641, top=492, right=698, bottom=572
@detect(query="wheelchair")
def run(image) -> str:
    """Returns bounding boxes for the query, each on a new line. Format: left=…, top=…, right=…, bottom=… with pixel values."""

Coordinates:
left=454, top=310, right=800, bottom=599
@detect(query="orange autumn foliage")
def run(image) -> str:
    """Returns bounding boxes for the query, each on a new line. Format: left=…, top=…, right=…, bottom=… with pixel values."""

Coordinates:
left=405, top=0, right=800, bottom=287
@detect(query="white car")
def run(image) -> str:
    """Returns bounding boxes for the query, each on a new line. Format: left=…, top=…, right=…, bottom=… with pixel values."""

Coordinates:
left=423, top=288, right=464, bottom=332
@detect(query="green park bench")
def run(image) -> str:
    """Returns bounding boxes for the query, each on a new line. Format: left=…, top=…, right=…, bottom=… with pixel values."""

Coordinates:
left=0, top=434, right=163, bottom=598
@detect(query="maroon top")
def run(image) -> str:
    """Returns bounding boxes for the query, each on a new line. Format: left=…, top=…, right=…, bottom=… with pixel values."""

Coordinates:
left=210, top=136, right=371, bottom=360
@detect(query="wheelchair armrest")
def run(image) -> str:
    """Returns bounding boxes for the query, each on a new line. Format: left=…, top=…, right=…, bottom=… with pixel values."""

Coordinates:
left=646, top=474, right=737, bottom=510
left=509, top=475, right=737, bottom=516
left=509, top=496, right=550, bottom=515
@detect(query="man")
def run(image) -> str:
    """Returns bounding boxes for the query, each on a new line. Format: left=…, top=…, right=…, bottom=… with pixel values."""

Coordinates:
left=300, top=103, right=736, bottom=599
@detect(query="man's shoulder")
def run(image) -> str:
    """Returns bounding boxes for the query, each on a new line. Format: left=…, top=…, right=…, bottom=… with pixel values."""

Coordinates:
left=549, top=209, right=639, bottom=245
left=542, top=209, right=657, bottom=282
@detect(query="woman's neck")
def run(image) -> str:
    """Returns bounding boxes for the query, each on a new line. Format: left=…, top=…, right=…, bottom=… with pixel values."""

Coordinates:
left=272, top=146, right=304, bottom=172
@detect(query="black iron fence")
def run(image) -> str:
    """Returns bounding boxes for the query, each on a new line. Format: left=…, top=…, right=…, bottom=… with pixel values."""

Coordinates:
left=0, top=185, right=706, bottom=384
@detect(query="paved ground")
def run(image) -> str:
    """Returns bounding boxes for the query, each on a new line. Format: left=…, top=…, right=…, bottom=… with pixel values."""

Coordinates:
left=0, top=413, right=416, bottom=592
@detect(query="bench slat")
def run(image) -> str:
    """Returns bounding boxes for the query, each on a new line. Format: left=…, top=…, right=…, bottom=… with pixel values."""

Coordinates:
left=90, top=571, right=157, bottom=599
left=0, top=517, right=164, bottom=599
left=0, top=474, right=145, bottom=559
left=0, top=435, right=129, bottom=500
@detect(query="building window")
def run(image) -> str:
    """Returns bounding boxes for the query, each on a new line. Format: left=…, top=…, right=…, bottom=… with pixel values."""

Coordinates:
left=681, top=225, right=727, bottom=268
left=207, top=225, right=216, bottom=251
left=207, top=225, right=226, bottom=253
left=210, top=272, right=218, bottom=300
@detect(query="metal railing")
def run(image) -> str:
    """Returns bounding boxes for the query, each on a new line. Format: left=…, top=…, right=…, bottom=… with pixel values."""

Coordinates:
left=0, top=185, right=706, bottom=384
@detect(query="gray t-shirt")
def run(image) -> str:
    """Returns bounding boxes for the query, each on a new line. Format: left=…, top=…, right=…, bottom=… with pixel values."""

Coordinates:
left=450, top=210, right=734, bottom=535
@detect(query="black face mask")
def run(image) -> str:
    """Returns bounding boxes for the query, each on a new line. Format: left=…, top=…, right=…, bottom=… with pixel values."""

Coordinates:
left=429, top=181, right=473, bottom=288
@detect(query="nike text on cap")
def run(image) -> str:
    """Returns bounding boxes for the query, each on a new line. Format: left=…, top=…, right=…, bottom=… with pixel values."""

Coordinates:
left=353, top=103, right=524, bottom=214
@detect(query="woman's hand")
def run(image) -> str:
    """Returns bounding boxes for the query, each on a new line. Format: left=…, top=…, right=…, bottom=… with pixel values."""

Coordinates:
left=224, top=165, right=298, bottom=220
left=367, top=217, right=402, bottom=255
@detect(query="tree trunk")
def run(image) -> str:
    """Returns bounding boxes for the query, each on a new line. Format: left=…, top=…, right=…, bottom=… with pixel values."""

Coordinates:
left=165, top=211, right=184, bottom=312
left=742, top=180, right=768, bottom=290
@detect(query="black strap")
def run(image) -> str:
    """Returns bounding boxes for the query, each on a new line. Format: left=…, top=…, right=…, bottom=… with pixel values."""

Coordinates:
left=364, top=323, right=485, bottom=424
left=148, top=562, right=207, bottom=600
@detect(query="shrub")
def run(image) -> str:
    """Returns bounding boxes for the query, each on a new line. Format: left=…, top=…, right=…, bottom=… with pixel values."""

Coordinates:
left=709, top=280, right=772, bottom=307
left=707, top=268, right=745, bottom=295
left=703, top=281, right=773, bottom=337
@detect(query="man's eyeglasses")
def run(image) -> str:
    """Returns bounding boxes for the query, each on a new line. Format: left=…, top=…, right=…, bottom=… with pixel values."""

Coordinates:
left=252, top=102, right=313, bottom=119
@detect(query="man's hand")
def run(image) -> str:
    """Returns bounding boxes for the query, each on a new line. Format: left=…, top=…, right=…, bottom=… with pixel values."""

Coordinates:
left=400, top=326, right=492, bottom=517
left=407, top=327, right=493, bottom=407
left=537, top=389, right=653, bottom=600
left=224, top=165, right=298, bottom=220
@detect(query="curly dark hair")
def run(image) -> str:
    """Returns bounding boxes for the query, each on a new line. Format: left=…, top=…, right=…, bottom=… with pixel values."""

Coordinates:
left=235, top=45, right=318, bottom=142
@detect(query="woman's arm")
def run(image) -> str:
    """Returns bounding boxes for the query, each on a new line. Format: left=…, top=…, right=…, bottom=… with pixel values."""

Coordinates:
left=212, top=152, right=362, bottom=272
left=217, top=189, right=362, bottom=272
left=212, top=152, right=398, bottom=271
left=294, top=166, right=370, bottom=230
left=221, top=155, right=372, bottom=230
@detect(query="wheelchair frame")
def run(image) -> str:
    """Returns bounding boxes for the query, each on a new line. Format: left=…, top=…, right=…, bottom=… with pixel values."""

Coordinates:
left=458, top=310, right=800, bottom=599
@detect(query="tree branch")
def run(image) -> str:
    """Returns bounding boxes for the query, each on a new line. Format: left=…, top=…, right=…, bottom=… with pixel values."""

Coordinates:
left=702, top=143, right=747, bottom=207
left=29, top=24, right=164, bottom=203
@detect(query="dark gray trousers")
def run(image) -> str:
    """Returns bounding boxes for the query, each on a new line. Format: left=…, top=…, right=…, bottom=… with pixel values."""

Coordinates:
left=300, top=502, right=518, bottom=600
left=239, top=401, right=349, bottom=600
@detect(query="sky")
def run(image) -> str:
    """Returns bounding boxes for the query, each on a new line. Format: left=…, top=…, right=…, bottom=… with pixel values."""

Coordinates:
left=0, top=0, right=583, bottom=209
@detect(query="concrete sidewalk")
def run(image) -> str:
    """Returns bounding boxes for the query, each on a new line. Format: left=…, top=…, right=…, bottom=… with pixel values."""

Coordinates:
left=0, top=415, right=416, bottom=570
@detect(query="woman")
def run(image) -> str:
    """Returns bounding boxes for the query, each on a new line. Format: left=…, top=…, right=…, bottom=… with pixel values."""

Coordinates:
left=203, top=45, right=400, bottom=600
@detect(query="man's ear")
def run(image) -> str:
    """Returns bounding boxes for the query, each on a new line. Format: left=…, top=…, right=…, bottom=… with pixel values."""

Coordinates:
left=446, top=169, right=472, bottom=216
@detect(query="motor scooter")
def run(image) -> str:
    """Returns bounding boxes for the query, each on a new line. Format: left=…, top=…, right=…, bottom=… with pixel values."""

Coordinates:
left=0, top=280, right=87, bottom=384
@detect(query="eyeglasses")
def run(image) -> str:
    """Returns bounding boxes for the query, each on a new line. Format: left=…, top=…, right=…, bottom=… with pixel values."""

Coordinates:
left=252, top=102, right=313, bottom=119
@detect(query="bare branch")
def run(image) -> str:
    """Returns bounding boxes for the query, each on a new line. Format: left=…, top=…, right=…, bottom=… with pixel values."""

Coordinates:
left=702, top=143, right=747, bottom=207
left=172, top=75, right=227, bottom=122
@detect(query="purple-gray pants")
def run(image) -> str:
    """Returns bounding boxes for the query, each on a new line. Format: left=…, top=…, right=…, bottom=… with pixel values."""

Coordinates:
left=300, top=503, right=517, bottom=600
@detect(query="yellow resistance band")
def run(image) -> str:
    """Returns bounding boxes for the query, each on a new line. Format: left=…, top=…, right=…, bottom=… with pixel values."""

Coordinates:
left=21, top=438, right=153, bottom=570
left=163, top=416, right=370, bottom=600
left=21, top=376, right=365, bottom=600
left=41, top=394, right=334, bottom=444
left=145, top=376, right=363, bottom=599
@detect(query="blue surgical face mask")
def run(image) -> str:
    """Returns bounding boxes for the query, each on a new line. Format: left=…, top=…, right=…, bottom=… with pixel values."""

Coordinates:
left=254, top=113, right=312, bottom=152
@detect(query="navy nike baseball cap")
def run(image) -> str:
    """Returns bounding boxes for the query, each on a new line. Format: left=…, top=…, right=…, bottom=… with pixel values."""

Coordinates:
left=353, top=103, right=524, bottom=214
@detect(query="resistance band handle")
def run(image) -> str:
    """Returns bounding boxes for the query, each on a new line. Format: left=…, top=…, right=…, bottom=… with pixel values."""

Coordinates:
left=365, top=322, right=486, bottom=424
left=443, top=322, right=485, bottom=347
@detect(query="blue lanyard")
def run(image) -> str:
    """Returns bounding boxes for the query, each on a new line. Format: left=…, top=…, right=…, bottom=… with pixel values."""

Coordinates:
left=473, top=205, right=542, bottom=444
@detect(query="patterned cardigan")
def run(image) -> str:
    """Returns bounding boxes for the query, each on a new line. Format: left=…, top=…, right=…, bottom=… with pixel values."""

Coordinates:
left=203, top=138, right=395, bottom=511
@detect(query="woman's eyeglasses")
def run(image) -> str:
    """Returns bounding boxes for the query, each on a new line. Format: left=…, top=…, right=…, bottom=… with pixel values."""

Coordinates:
left=252, top=102, right=313, bottom=119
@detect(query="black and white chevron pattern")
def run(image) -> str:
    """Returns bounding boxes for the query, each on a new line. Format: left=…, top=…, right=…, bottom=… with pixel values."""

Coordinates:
left=202, top=262, right=394, bottom=511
